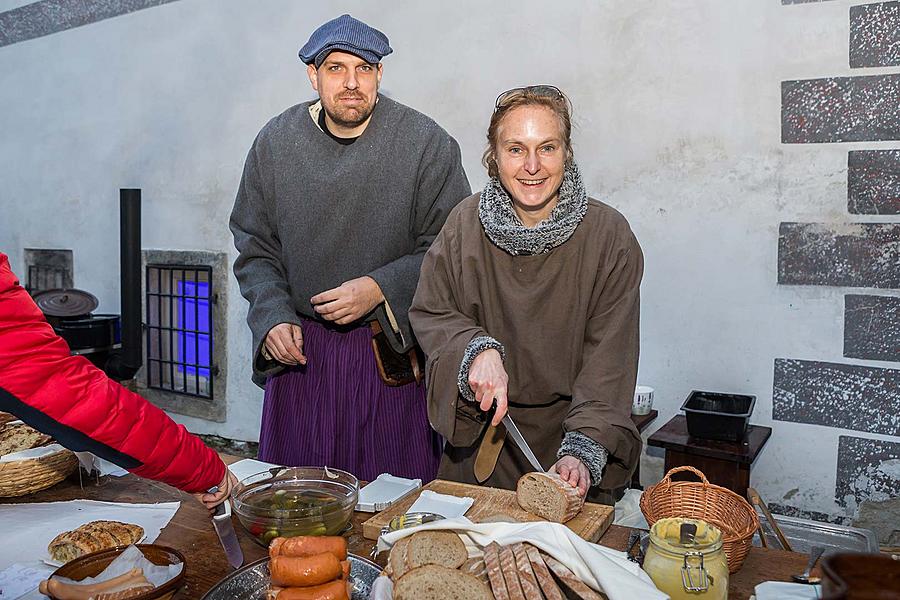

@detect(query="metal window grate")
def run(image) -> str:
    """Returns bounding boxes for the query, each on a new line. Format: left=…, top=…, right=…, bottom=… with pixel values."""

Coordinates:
left=145, top=264, right=214, bottom=398
left=27, top=265, right=71, bottom=293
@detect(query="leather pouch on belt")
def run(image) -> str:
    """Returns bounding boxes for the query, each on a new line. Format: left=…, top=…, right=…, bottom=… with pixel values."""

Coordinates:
left=474, top=423, right=507, bottom=483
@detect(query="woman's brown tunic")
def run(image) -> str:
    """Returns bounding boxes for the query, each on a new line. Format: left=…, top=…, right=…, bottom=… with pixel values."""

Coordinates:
left=409, top=193, right=644, bottom=491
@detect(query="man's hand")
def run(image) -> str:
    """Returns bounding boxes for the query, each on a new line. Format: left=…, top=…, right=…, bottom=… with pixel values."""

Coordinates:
left=468, top=349, right=509, bottom=427
left=311, top=276, right=384, bottom=325
left=264, top=322, right=306, bottom=365
left=193, top=468, right=238, bottom=510
left=552, top=455, right=590, bottom=498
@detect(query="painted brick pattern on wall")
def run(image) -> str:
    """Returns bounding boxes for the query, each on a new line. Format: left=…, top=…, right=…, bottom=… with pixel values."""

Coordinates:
left=844, top=294, right=900, bottom=362
left=850, top=1, right=900, bottom=68
left=848, top=150, right=900, bottom=215
left=781, top=74, right=900, bottom=143
left=777, top=222, right=900, bottom=288
left=0, top=0, right=181, bottom=48
left=773, top=358, right=900, bottom=437
left=836, top=436, right=900, bottom=509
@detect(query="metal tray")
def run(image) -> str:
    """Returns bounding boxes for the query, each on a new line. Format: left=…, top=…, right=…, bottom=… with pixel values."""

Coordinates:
left=753, top=512, right=878, bottom=554
left=201, top=553, right=381, bottom=600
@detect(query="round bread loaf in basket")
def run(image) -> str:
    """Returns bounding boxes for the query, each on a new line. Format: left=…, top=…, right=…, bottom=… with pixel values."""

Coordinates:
left=640, top=465, right=759, bottom=573
left=0, top=421, right=78, bottom=497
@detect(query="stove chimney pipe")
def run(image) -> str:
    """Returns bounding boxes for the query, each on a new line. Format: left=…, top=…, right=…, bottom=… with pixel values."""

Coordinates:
left=105, top=188, right=142, bottom=380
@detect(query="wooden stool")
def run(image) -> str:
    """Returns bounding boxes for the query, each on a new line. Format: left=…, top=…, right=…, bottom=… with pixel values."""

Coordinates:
left=647, top=414, right=771, bottom=499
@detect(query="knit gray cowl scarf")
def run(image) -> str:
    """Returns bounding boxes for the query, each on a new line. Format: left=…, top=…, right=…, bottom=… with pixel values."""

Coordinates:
left=479, top=161, right=588, bottom=256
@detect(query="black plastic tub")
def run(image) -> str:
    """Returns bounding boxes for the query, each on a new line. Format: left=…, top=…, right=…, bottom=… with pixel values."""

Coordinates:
left=681, top=390, right=756, bottom=442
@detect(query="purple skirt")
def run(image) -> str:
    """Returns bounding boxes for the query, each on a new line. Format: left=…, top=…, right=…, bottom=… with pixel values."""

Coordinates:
left=258, top=319, right=442, bottom=483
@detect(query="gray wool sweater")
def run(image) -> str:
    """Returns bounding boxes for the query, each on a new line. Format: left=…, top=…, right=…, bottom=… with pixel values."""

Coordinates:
left=230, top=94, right=471, bottom=386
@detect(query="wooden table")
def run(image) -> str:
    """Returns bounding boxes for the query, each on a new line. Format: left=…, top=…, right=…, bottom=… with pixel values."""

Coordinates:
left=647, top=415, right=772, bottom=499
left=1, top=458, right=813, bottom=599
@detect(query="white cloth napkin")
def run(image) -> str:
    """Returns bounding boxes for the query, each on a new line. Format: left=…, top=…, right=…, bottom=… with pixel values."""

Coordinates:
left=374, top=517, right=668, bottom=600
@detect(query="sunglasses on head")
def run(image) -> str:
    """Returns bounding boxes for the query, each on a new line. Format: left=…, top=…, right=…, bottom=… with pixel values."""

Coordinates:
left=494, top=85, right=564, bottom=110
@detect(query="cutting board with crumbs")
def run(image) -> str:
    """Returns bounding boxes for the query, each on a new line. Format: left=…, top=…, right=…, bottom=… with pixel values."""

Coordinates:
left=361, top=479, right=614, bottom=541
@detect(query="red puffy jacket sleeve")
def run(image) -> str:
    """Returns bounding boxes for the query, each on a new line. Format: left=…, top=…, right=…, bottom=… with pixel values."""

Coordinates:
left=0, top=253, right=225, bottom=493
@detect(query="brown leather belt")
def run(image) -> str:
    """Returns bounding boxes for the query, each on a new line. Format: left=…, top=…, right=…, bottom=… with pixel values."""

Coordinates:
left=473, top=422, right=506, bottom=483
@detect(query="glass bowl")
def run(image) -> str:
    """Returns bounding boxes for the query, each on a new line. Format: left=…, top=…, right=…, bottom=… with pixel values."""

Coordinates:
left=231, top=467, right=359, bottom=546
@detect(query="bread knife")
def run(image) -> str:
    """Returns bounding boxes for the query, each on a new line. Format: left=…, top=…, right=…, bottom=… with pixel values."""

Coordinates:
left=211, top=497, right=244, bottom=569
left=502, top=413, right=546, bottom=473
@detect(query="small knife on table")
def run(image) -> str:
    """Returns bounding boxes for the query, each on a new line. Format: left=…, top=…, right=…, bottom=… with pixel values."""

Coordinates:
left=502, top=413, right=546, bottom=473
left=212, top=498, right=244, bottom=569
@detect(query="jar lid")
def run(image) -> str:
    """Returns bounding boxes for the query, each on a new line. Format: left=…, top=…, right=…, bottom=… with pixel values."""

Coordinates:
left=649, top=517, right=723, bottom=554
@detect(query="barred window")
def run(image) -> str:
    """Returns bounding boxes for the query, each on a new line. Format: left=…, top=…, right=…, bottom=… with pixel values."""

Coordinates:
left=146, top=264, right=214, bottom=398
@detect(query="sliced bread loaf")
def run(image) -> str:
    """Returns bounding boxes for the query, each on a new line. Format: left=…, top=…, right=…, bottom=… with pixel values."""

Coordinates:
left=394, top=564, right=493, bottom=600
left=407, top=531, right=467, bottom=569
left=524, top=544, right=565, bottom=600
left=516, top=471, right=585, bottom=523
left=460, top=557, right=489, bottom=585
left=498, top=543, right=526, bottom=600
left=483, top=542, right=510, bottom=600
left=541, top=551, right=607, bottom=600
left=511, top=543, right=543, bottom=600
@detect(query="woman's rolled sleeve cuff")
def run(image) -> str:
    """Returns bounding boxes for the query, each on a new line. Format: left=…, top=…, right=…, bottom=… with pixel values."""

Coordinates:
left=558, top=430, right=609, bottom=487
left=457, top=336, right=505, bottom=402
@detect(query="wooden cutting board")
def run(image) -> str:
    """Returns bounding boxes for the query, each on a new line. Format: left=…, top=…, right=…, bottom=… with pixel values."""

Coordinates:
left=361, top=479, right=614, bottom=541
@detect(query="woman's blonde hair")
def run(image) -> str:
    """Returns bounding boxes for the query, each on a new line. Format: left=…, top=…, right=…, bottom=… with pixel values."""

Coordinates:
left=482, top=85, right=574, bottom=178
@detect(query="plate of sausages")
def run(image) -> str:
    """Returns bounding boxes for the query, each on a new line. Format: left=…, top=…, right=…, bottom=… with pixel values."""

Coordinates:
left=202, top=536, right=380, bottom=600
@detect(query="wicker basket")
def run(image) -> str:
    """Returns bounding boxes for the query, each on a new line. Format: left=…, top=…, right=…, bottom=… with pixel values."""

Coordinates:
left=640, top=465, right=759, bottom=573
left=0, top=447, right=78, bottom=497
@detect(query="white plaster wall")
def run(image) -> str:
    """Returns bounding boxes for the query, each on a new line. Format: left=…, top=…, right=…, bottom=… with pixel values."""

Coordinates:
left=0, top=0, right=886, bottom=519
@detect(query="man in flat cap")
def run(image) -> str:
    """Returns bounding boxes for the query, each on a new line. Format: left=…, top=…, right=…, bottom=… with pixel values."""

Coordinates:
left=230, top=14, right=470, bottom=481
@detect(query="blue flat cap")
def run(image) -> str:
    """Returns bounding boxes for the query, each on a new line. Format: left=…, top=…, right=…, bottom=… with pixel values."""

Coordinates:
left=299, top=14, right=393, bottom=68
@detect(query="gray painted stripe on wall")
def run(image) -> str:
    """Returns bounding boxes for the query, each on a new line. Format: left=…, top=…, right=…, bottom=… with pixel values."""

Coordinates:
left=773, top=358, right=900, bottom=437
left=781, top=74, right=900, bottom=143
left=849, top=150, right=900, bottom=215
left=0, top=0, right=182, bottom=48
left=777, top=222, right=900, bottom=288
left=836, top=435, right=900, bottom=509
left=844, top=294, right=900, bottom=362
left=850, top=2, right=900, bottom=68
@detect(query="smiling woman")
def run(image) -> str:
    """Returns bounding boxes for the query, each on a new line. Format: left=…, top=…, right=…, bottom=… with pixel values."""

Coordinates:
left=410, top=86, right=644, bottom=503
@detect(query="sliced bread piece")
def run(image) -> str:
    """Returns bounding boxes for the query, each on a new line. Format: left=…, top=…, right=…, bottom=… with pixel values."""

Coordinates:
left=540, top=551, right=607, bottom=600
left=0, top=422, right=51, bottom=456
left=516, top=472, right=585, bottom=523
left=511, top=543, right=543, bottom=600
left=524, top=544, right=565, bottom=600
left=407, top=530, right=467, bottom=569
left=394, top=564, right=493, bottom=600
left=389, top=536, right=412, bottom=581
left=498, top=543, right=526, bottom=600
left=483, top=542, right=510, bottom=600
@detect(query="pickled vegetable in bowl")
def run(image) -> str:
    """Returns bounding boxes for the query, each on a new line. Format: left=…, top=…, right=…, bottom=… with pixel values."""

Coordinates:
left=231, top=467, right=359, bottom=546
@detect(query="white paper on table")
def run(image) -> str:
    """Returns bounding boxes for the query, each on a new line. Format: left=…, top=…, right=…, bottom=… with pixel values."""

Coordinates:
left=73, top=452, right=129, bottom=477
left=227, top=458, right=284, bottom=483
left=0, top=444, right=67, bottom=463
left=0, top=562, right=55, bottom=599
left=0, top=500, right=180, bottom=574
left=755, top=581, right=822, bottom=600
left=406, top=490, right=473, bottom=519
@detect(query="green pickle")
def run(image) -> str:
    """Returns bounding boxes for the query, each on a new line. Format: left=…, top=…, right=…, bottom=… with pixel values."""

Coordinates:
left=261, top=529, right=280, bottom=544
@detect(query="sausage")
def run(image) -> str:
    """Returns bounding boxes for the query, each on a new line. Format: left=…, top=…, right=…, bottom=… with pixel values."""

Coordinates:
left=38, top=569, right=150, bottom=600
left=269, top=552, right=343, bottom=587
left=340, top=560, right=350, bottom=580
left=270, top=580, right=350, bottom=600
left=269, top=536, right=347, bottom=561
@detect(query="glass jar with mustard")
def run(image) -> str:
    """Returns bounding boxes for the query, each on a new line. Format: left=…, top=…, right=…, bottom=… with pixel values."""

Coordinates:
left=643, top=517, right=729, bottom=599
